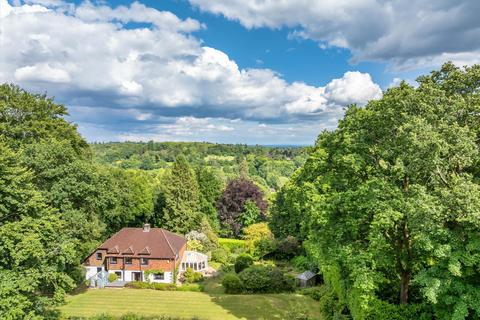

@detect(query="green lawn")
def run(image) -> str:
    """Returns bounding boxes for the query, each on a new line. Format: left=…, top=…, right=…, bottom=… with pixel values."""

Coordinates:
left=59, top=288, right=321, bottom=319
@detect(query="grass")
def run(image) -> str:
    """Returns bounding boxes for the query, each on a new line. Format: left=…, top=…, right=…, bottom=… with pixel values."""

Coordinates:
left=59, top=288, right=321, bottom=319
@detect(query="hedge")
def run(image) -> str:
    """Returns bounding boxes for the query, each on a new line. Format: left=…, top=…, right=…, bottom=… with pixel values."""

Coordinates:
left=218, top=238, right=246, bottom=252
left=125, top=281, right=202, bottom=292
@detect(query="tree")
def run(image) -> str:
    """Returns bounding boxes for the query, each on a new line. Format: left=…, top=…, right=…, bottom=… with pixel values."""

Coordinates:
left=196, top=166, right=223, bottom=230
left=158, top=155, right=201, bottom=234
left=216, top=178, right=267, bottom=238
left=278, top=63, right=480, bottom=319
left=0, top=84, right=88, bottom=153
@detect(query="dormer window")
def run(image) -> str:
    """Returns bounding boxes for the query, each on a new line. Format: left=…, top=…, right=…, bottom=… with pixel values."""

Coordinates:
left=96, top=252, right=102, bottom=260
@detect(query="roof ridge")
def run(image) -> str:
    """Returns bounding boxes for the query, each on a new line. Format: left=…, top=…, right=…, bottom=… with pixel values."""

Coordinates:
left=161, top=228, right=176, bottom=256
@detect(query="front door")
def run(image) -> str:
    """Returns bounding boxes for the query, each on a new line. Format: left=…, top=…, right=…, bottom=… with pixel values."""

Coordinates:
left=133, top=272, right=142, bottom=281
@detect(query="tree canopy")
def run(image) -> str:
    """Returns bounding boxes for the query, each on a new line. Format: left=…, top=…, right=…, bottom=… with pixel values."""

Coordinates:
left=275, top=63, right=480, bottom=319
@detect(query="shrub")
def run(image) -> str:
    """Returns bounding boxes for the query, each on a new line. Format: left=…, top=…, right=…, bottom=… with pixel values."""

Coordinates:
left=177, top=283, right=203, bottom=292
left=234, top=254, right=254, bottom=273
left=300, top=286, right=329, bottom=301
left=211, top=247, right=230, bottom=265
left=108, top=273, right=118, bottom=282
left=275, top=236, right=301, bottom=259
left=125, top=281, right=151, bottom=289
left=219, top=238, right=247, bottom=253
left=365, top=299, right=433, bottom=320
left=125, top=281, right=177, bottom=291
left=239, top=265, right=295, bottom=293
left=222, top=273, right=244, bottom=294
left=291, top=256, right=315, bottom=271
left=183, top=268, right=203, bottom=283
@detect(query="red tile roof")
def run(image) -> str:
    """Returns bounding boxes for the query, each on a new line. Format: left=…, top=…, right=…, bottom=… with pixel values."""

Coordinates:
left=98, top=227, right=186, bottom=259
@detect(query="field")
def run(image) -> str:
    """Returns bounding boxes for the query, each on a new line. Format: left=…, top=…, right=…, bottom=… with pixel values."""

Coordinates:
left=59, top=288, right=321, bottom=319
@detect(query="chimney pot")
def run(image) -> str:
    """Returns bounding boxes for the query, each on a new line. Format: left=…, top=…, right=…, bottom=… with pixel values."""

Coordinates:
left=143, top=223, right=151, bottom=232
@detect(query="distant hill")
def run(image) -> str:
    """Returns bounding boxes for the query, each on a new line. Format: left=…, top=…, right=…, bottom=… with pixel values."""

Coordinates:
left=90, top=141, right=310, bottom=191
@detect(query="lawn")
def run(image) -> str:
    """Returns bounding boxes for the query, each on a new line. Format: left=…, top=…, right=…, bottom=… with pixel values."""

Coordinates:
left=59, top=288, right=321, bottom=319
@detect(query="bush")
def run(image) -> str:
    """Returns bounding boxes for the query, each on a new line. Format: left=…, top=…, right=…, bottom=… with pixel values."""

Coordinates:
left=238, top=265, right=295, bottom=293
left=365, top=299, right=433, bottom=320
left=300, top=286, right=329, bottom=301
left=211, top=247, right=231, bottom=265
left=275, top=236, right=301, bottom=259
left=108, top=273, right=118, bottom=282
left=183, top=268, right=203, bottom=283
left=219, top=238, right=247, bottom=253
left=125, top=281, right=176, bottom=291
left=291, top=256, right=315, bottom=271
left=234, top=253, right=254, bottom=273
left=222, top=273, right=244, bottom=294
left=285, top=304, right=312, bottom=320
left=177, top=283, right=203, bottom=292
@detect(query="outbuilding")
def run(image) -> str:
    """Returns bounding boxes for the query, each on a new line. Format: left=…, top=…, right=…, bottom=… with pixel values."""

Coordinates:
left=296, top=270, right=317, bottom=287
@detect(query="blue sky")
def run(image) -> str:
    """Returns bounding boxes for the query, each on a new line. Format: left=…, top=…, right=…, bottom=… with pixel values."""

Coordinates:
left=2, top=0, right=479, bottom=144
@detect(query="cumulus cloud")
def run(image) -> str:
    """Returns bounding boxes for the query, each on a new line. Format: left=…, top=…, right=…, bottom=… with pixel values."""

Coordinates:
left=189, top=0, right=480, bottom=70
left=0, top=0, right=382, bottom=143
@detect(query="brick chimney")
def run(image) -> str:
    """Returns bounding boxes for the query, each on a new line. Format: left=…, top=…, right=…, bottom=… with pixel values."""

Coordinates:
left=143, top=223, right=151, bottom=232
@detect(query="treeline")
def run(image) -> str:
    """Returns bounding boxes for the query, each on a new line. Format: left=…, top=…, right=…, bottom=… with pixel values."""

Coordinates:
left=91, top=141, right=308, bottom=191
left=270, top=63, right=480, bottom=319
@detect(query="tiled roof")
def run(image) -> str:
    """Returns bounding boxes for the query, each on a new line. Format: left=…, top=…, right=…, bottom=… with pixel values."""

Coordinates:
left=98, top=227, right=186, bottom=259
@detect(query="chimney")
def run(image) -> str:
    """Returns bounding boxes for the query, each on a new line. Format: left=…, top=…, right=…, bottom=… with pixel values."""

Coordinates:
left=143, top=223, right=151, bottom=232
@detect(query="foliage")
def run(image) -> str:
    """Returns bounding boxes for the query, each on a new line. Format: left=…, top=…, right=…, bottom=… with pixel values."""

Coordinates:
left=275, top=236, right=302, bottom=260
left=238, top=265, right=295, bottom=293
left=125, top=282, right=177, bottom=291
left=108, top=273, right=118, bottom=283
left=211, top=247, right=231, bottom=265
left=221, top=273, right=244, bottom=294
left=0, top=214, right=77, bottom=319
left=277, top=63, right=480, bottom=319
left=290, top=256, right=316, bottom=271
left=234, top=254, right=254, bottom=273
left=91, top=141, right=308, bottom=191
left=196, top=166, right=224, bottom=230
left=183, top=268, right=203, bottom=283
left=156, top=155, right=202, bottom=234
left=240, top=200, right=260, bottom=227
left=185, top=230, right=216, bottom=253
left=0, top=84, right=88, bottom=153
left=217, top=178, right=267, bottom=237
left=300, top=286, right=330, bottom=301
left=144, top=269, right=165, bottom=281
left=243, top=222, right=275, bottom=258
left=218, top=238, right=247, bottom=253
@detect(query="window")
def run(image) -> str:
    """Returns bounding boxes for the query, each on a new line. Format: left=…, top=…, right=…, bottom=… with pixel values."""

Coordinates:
left=110, top=257, right=117, bottom=264
left=182, top=263, right=186, bottom=270
left=96, top=252, right=102, bottom=260
left=115, top=271, right=122, bottom=278
left=153, top=273, right=164, bottom=280
left=141, top=258, right=148, bottom=266
left=125, top=257, right=132, bottom=265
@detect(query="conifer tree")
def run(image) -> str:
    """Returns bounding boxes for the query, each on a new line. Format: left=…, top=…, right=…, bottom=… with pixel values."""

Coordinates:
left=160, top=155, right=201, bottom=234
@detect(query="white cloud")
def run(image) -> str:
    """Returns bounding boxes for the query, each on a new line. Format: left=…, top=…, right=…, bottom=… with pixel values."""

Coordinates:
left=0, top=0, right=382, bottom=143
left=14, top=63, right=71, bottom=83
left=189, top=0, right=480, bottom=70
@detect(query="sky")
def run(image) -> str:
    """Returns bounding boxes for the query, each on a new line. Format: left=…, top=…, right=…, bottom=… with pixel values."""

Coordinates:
left=1, top=0, right=480, bottom=145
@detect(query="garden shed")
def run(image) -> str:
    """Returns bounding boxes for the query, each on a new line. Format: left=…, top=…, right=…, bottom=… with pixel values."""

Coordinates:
left=296, top=270, right=316, bottom=287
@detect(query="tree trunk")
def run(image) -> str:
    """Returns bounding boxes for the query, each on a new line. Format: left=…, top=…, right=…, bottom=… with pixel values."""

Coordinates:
left=400, top=271, right=410, bottom=304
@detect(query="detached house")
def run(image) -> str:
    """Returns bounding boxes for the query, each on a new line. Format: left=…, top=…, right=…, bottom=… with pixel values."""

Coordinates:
left=84, top=224, right=208, bottom=286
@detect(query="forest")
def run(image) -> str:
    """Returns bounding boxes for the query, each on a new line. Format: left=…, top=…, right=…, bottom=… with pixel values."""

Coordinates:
left=1, top=62, right=480, bottom=320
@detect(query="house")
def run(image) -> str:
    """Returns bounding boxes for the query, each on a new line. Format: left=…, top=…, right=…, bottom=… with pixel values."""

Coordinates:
left=296, top=270, right=317, bottom=287
left=84, top=224, right=207, bottom=285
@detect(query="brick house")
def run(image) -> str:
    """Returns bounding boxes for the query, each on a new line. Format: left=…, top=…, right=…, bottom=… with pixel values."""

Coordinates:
left=84, top=224, right=194, bottom=284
